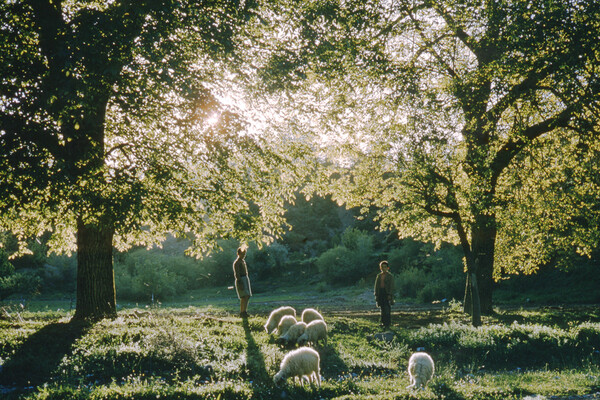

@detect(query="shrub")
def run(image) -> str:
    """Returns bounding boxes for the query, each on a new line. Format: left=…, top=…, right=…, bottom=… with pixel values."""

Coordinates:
left=115, top=250, right=192, bottom=301
left=392, top=242, right=464, bottom=302
left=316, top=229, right=376, bottom=285
left=198, top=239, right=241, bottom=286
left=418, top=277, right=464, bottom=303
left=0, top=249, right=42, bottom=300
left=387, top=238, right=427, bottom=271
left=246, top=242, right=289, bottom=279
left=42, top=255, right=77, bottom=294
left=395, top=267, right=429, bottom=299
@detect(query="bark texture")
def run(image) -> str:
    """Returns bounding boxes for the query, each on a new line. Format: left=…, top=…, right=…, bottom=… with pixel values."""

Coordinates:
left=73, top=219, right=116, bottom=320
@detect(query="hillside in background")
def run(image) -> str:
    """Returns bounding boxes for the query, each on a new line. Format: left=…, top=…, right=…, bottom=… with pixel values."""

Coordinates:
left=2, top=194, right=599, bottom=307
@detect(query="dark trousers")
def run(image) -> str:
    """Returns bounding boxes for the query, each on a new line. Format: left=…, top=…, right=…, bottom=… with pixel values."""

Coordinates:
left=377, top=290, right=391, bottom=327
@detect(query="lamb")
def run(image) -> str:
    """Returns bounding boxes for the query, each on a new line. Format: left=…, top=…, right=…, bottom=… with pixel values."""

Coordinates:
left=276, top=315, right=297, bottom=336
left=301, top=308, right=324, bottom=324
left=407, top=352, right=435, bottom=389
left=273, top=346, right=321, bottom=386
left=264, top=306, right=296, bottom=333
left=297, top=319, right=327, bottom=347
left=278, top=321, right=307, bottom=345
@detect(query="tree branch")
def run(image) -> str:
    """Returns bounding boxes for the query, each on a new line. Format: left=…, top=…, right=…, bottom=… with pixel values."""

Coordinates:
left=105, top=143, right=135, bottom=160
left=0, top=114, right=60, bottom=157
left=407, top=12, right=458, bottom=79
left=486, top=58, right=564, bottom=125
left=490, top=106, right=575, bottom=186
left=27, top=0, right=67, bottom=76
left=423, top=204, right=458, bottom=219
left=376, top=1, right=429, bottom=39
left=429, top=1, right=478, bottom=57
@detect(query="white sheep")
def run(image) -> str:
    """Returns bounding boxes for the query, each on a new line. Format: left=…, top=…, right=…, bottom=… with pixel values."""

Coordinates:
left=297, top=319, right=327, bottom=347
left=407, top=352, right=435, bottom=389
left=301, top=308, right=324, bottom=324
left=273, top=346, right=321, bottom=386
left=264, top=306, right=296, bottom=333
left=276, top=315, right=297, bottom=336
left=278, top=321, right=307, bottom=345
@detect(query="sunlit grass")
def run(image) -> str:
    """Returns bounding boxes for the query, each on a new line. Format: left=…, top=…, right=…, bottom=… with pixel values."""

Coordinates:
left=1, top=302, right=599, bottom=400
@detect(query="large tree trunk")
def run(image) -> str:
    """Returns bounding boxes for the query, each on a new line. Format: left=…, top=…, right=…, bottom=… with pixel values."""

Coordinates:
left=73, top=218, right=116, bottom=321
left=68, top=94, right=115, bottom=321
left=470, top=214, right=497, bottom=315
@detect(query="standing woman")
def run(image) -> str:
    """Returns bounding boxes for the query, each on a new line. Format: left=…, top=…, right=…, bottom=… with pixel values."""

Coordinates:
left=374, top=260, right=395, bottom=328
left=233, top=246, right=252, bottom=318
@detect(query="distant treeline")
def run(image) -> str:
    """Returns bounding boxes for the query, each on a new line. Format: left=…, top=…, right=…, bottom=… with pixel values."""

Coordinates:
left=2, top=195, right=599, bottom=304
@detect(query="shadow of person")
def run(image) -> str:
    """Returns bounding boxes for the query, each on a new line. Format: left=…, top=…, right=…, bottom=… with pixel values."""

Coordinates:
left=318, top=342, right=350, bottom=381
left=0, top=319, right=92, bottom=387
left=242, top=318, right=270, bottom=384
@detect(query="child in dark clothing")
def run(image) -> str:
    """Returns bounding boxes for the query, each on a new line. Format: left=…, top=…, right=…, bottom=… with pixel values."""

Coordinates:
left=374, top=260, right=395, bottom=328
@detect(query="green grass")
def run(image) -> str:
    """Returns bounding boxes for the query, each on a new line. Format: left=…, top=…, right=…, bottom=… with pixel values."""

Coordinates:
left=1, top=300, right=600, bottom=400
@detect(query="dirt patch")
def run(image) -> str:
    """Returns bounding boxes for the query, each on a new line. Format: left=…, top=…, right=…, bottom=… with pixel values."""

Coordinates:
left=250, top=295, right=600, bottom=329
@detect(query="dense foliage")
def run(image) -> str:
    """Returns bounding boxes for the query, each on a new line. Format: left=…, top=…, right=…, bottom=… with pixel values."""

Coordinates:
left=1, top=0, right=599, bottom=322
left=0, top=0, right=290, bottom=250
left=245, top=0, right=600, bottom=323
left=2, top=193, right=600, bottom=305
left=0, top=0, right=305, bottom=319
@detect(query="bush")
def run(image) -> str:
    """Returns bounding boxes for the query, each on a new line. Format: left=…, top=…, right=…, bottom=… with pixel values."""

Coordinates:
left=0, top=248, right=42, bottom=300
left=114, top=239, right=291, bottom=301
left=418, top=276, right=464, bottom=303
left=395, top=267, right=429, bottom=299
left=387, top=238, right=427, bottom=271
left=316, top=246, right=354, bottom=284
left=191, top=239, right=241, bottom=286
left=392, top=242, right=465, bottom=302
left=246, top=241, right=289, bottom=280
left=316, top=228, right=376, bottom=285
left=42, top=255, right=77, bottom=294
left=0, top=248, right=16, bottom=300
left=115, top=249, right=201, bottom=301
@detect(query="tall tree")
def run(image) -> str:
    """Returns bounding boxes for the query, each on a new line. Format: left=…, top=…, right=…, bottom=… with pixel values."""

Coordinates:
left=250, top=0, right=600, bottom=323
left=0, top=0, right=299, bottom=320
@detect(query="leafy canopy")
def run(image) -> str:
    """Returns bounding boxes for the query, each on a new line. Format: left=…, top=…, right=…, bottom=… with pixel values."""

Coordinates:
left=0, top=0, right=302, bottom=256
left=247, top=0, right=600, bottom=275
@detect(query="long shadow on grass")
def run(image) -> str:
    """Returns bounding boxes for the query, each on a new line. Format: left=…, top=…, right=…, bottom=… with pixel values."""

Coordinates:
left=0, top=320, right=91, bottom=387
left=242, top=317, right=270, bottom=383
left=319, top=343, right=350, bottom=380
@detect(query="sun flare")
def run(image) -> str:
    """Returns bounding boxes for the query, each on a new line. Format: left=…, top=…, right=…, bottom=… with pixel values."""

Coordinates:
left=206, top=112, right=220, bottom=126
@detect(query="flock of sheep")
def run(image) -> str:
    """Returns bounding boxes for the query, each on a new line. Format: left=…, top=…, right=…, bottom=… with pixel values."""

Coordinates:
left=265, top=306, right=435, bottom=389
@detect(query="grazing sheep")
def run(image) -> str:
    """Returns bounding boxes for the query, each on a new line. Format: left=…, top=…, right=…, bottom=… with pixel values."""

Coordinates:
left=273, top=347, right=321, bottom=386
left=264, top=306, right=296, bottom=333
left=278, top=321, right=307, bottom=345
left=297, top=319, right=327, bottom=347
left=407, top=352, right=435, bottom=389
left=276, top=315, right=297, bottom=336
left=301, top=308, right=324, bottom=324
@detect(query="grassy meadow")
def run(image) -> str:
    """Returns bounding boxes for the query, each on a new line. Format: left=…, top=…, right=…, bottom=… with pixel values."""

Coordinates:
left=1, top=288, right=600, bottom=400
